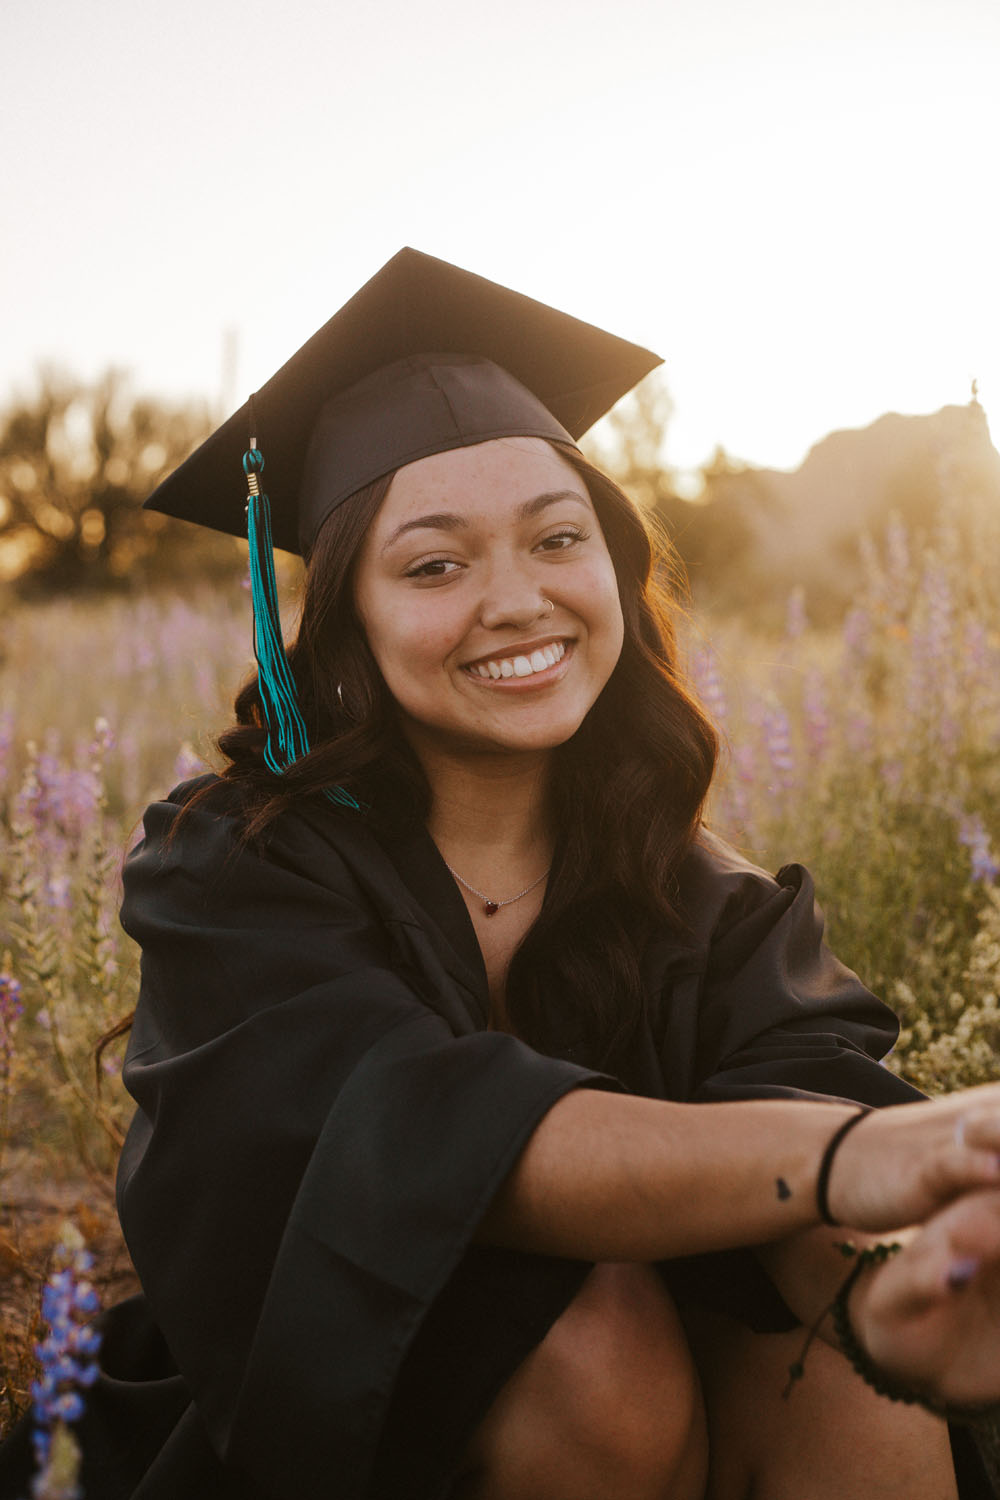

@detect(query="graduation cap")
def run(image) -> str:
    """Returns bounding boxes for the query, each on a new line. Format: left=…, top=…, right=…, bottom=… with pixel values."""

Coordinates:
left=145, top=248, right=662, bottom=802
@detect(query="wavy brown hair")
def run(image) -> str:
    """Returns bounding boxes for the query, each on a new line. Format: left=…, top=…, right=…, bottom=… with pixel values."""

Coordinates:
left=204, top=446, right=718, bottom=1079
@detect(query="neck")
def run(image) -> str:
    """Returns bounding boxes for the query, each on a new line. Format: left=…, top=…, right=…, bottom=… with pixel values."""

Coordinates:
left=419, top=745, right=556, bottom=873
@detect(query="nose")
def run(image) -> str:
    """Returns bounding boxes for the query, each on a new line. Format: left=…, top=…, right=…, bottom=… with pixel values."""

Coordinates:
left=478, top=571, right=553, bottom=632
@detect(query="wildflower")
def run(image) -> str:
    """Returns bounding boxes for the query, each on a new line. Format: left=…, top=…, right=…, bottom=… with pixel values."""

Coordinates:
left=880, top=759, right=904, bottom=795
left=845, top=705, right=873, bottom=757
left=884, top=514, right=911, bottom=621
left=802, top=667, right=831, bottom=762
left=44, top=874, right=73, bottom=912
left=173, top=740, right=205, bottom=783
left=842, top=605, right=871, bottom=659
left=763, top=703, right=795, bottom=792
left=0, top=709, right=12, bottom=790
left=31, top=1224, right=102, bottom=1491
left=90, top=717, right=115, bottom=755
left=691, top=644, right=727, bottom=729
left=957, top=813, right=999, bottom=885
left=906, top=558, right=955, bottom=740
left=785, top=587, right=807, bottom=641
left=0, top=973, right=23, bottom=1075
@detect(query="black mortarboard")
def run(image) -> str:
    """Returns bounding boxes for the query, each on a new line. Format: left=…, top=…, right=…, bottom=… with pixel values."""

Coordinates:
left=144, top=247, right=662, bottom=556
left=145, top=249, right=662, bottom=802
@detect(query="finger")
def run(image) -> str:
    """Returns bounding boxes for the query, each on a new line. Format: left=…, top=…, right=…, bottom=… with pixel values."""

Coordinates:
left=958, top=1108, right=1000, bottom=1155
left=879, top=1193, right=1000, bottom=1315
left=921, top=1145, right=1000, bottom=1201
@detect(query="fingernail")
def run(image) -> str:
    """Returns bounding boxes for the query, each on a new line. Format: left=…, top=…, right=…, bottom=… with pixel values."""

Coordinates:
left=946, top=1257, right=980, bottom=1290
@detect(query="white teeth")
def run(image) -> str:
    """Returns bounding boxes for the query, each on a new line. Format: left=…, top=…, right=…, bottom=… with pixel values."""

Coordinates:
left=466, top=641, right=568, bottom=679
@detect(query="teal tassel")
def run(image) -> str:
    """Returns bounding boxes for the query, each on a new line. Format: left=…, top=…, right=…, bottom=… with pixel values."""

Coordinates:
left=243, top=447, right=359, bottom=811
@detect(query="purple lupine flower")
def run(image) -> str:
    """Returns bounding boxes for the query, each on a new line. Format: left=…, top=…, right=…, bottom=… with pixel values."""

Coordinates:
left=715, top=741, right=757, bottom=843
left=0, top=974, right=23, bottom=1078
left=906, top=558, right=954, bottom=737
left=88, top=716, right=115, bottom=758
left=785, top=587, right=807, bottom=641
left=957, top=813, right=999, bottom=885
left=0, top=709, right=13, bottom=792
left=44, top=874, right=73, bottom=912
left=763, top=702, right=795, bottom=792
left=960, top=617, right=996, bottom=721
left=691, top=644, right=727, bottom=729
left=880, top=758, right=904, bottom=795
left=31, top=1227, right=102, bottom=1489
left=842, top=605, right=872, bottom=660
left=173, top=741, right=205, bottom=783
left=885, top=514, right=911, bottom=621
left=802, top=666, right=831, bottom=763
left=845, top=704, right=874, bottom=757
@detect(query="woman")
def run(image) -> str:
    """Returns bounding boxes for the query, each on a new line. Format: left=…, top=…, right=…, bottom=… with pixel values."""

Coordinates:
left=4, top=249, right=999, bottom=1500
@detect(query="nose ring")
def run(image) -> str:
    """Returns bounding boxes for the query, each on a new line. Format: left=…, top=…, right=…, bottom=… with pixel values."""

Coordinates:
left=541, top=597, right=554, bottom=616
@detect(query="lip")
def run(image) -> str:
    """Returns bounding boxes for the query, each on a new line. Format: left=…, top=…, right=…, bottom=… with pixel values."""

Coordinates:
left=461, top=639, right=574, bottom=690
left=461, top=635, right=569, bottom=671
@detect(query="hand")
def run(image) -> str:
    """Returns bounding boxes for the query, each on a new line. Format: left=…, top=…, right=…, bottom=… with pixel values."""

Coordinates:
left=850, top=1189, right=1000, bottom=1408
left=826, top=1084, right=1000, bottom=1231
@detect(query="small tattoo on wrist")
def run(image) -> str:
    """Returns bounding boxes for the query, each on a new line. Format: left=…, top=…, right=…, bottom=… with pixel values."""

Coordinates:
left=776, top=1177, right=792, bottom=1201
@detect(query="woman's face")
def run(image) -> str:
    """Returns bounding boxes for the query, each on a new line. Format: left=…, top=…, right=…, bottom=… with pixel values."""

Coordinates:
left=354, top=437, right=625, bottom=762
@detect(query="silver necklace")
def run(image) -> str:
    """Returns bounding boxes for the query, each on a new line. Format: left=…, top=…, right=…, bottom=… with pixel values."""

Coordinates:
left=443, top=861, right=550, bottom=917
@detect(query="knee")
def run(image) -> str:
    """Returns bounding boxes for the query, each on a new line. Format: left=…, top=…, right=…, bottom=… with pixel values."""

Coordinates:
left=528, top=1263, right=708, bottom=1499
left=464, top=1263, right=707, bottom=1500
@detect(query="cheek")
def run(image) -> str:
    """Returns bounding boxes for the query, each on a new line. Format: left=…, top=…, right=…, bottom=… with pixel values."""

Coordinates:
left=581, top=557, right=625, bottom=648
left=364, top=602, right=459, bottom=688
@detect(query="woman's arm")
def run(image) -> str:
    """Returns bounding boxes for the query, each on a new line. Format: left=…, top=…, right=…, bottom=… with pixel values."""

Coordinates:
left=474, top=1086, right=1000, bottom=1261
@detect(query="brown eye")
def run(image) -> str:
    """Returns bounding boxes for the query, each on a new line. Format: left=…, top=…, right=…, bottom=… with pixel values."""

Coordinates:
left=404, top=557, right=461, bottom=579
left=538, top=527, right=588, bottom=551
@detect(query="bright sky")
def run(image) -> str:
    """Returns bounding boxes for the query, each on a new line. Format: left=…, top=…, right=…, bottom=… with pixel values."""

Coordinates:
left=4, top=0, right=998, bottom=477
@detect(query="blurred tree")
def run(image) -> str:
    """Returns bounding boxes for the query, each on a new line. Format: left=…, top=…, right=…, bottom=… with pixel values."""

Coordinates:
left=581, top=368, right=678, bottom=512
left=580, top=372, right=760, bottom=600
left=0, top=369, right=246, bottom=594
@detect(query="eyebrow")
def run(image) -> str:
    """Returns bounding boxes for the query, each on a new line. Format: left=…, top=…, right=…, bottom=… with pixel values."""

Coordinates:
left=381, top=490, right=589, bottom=553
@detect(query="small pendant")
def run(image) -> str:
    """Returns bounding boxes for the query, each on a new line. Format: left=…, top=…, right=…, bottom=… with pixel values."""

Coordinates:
left=483, top=901, right=500, bottom=916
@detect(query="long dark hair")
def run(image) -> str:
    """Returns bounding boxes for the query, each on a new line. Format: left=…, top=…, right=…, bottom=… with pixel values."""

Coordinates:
left=210, top=446, right=718, bottom=1077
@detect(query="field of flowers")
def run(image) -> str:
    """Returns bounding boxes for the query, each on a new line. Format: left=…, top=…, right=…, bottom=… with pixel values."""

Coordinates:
left=1, top=500, right=999, bottom=1464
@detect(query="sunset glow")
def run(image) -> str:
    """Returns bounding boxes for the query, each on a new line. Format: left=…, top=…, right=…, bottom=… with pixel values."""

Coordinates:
left=3, top=0, right=997, bottom=476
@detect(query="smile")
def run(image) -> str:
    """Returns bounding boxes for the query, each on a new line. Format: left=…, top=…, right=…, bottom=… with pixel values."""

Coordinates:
left=463, top=640, right=568, bottom=681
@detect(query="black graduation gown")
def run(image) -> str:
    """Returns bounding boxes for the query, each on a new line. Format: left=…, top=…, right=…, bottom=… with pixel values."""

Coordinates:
left=1, top=775, right=993, bottom=1498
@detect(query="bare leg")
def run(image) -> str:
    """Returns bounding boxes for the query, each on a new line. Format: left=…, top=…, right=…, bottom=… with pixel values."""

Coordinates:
left=683, top=1304, right=959, bottom=1500
left=453, top=1262, right=708, bottom=1500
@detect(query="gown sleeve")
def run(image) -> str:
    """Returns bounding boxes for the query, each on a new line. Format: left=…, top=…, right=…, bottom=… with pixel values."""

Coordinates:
left=657, top=837, right=923, bottom=1334
left=116, top=782, right=619, bottom=1500
left=691, top=855, right=921, bottom=1108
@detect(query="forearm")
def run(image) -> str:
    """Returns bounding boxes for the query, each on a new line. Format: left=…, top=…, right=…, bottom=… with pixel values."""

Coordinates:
left=475, top=1088, right=856, bottom=1260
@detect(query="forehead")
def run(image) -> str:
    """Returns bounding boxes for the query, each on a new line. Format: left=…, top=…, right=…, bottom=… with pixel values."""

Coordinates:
left=377, top=437, right=589, bottom=525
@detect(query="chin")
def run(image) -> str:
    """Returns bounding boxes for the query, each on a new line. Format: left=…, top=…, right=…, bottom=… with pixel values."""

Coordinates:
left=405, top=711, right=584, bottom=760
left=466, top=712, right=590, bottom=755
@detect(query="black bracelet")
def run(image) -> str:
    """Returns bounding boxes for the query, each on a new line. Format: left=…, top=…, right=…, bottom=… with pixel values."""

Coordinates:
left=816, top=1107, right=872, bottom=1226
left=833, top=1245, right=1000, bottom=1428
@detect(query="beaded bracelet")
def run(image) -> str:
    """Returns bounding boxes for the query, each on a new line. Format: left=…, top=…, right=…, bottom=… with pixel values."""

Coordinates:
left=831, top=1243, right=1000, bottom=1427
